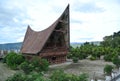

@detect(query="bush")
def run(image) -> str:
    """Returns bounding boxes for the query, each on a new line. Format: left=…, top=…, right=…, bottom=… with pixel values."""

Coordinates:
left=72, top=57, right=79, bottom=63
left=78, top=73, right=88, bottom=81
left=2, top=55, right=7, bottom=63
left=6, top=73, right=25, bottom=81
left=6, top=72, right=48, bottom=81
left=25, top=72, right=45, bottom=81
left=50, top=70, right=67, bottom=81
left=104, top=64, right=113, bottom=76
left=20, top=61, right=34, bottom=74
left=50, top=70, right=88, bottom=81
left=6, top=52, right=25, bottom=69
left=19, top=57, right=49, bottom=74
left=68, top=74, right=78, bottom=81
left=90, top=56, right=96, bottom=60
left=31, top=57, right=49, bottom=72
left=104, top=54, right=113, bottom=62
left=112, top=55, right=120, bottom=69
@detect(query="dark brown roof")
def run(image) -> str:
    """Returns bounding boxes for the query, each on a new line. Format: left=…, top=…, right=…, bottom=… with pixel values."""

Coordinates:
left=20, top=5, right=69, bottom=54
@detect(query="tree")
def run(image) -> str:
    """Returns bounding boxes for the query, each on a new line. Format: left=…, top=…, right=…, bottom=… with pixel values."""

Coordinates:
left=112, top=55, right=120, bottom=69
left=101, top=31, right=120, bottom=48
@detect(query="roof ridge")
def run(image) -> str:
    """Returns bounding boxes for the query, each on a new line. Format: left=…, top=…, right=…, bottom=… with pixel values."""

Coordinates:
left=21, top=5, right=69, bottom=54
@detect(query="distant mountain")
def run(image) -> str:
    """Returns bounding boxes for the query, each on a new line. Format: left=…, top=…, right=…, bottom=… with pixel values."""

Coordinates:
left=71, top=41, right=101, bottom=47
left=70, top=42, right=83, bottom=47
left=0, top=41, right=101, bottom=50
left=90, top=41, right=101, bottom=45
left=0, top=42, right=22, bottom=50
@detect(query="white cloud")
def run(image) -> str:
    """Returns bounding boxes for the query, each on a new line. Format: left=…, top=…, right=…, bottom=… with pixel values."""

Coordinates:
left=0, top=0, right=120, bottom=43
left=69, top=0, right=120, bottom=42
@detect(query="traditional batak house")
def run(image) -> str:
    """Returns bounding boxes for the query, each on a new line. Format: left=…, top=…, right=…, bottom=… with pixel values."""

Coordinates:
left=20, top=5, right=70, bottom=64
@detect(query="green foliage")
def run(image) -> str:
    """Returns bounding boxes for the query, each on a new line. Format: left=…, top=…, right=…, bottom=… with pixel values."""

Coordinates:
left=50, top=70, right=68, bottom=81
left=31, top=57, right=49, bottom=72
left=2, top=54, right=8, bottom=63
left=72, top=57, right=79, bottom=63
left=104, top=54, right=113, bottom=62
left=5, top=52, right=25, bottom=69
left=112, top=55, right=120, bottom=69
left=6, top=73, right=25, bottom=81
left=101, top=31, right=120, bottom=48
left=19, top=57, right=49, bottom=74
left=6, top=72, right=49, bottom=81
left=68, top=43, right=95, bottom=60
left=104, top=65, right=113, bottom=76
left=68, top=42, right=120, bottom=62
left=78, top=73, right=88, bottom=81
left=90, top=56, right=96, bottom=60
left=50, top=70, right=88, bottom=81
left=68, top=31, right=120, bottom=62
left=67, top=74, right=78, bottom=81
left=92, top=46, right=103, bottom=59
left=25, top=72, right=47, bottom=81
left=20, top=61, right=34, bottom=74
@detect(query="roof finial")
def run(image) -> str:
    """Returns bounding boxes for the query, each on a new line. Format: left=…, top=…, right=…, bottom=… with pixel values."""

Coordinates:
left=28, top=25, right=30, bottom=28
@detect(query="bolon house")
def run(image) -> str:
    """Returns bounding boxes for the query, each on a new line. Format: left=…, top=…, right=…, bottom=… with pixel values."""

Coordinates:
left=20, top=5, right=70, bottom=64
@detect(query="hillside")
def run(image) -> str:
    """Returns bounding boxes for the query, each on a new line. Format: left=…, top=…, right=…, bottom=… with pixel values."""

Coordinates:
left=0, top=42, right=22, bottom=50
left=71, top=41, right=100, bottom=47
left=0, top=41, right=101, bottom=50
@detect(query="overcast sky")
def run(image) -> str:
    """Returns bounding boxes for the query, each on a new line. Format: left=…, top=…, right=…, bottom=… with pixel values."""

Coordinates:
left=0, top=0, right=120, bottom=44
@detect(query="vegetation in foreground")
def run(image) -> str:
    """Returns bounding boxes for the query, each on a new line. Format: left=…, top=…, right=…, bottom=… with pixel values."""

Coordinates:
left=2, top=30, right=120, bottom=81
left=4, top=52, right=89, bottom=81
left=69, top=31, right=120, bottom=63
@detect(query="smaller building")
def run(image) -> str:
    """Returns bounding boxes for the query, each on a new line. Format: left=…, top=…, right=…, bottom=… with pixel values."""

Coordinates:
left=20, top=5, right=70, bottom=64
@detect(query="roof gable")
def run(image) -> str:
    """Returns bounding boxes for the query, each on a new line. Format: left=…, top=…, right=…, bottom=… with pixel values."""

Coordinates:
left=20, top=5, right=69, bottom=54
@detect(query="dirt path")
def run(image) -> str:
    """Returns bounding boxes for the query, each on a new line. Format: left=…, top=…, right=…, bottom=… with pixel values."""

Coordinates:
left=0, top=62, right=16, bottom=81
left=0, top=59, right=114, bottom=81
left=49, top=59, right=114, bottom=80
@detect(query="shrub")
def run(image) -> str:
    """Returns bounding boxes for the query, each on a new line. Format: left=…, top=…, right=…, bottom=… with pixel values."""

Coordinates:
left=6, top=73, right=25, bottom=81
left=90, top=56, right=96, bottom=60
left=104, top=54, right=113, bottom=62
left=20, top=61, right=34, bottom=74
left=68, top=74, right=78, bottom=81
left=72, top=57, right=79, bottom=63
left=67, top=52, right=73, bottom=59
left=104, top=64, right=113, bottom=76
left=20, top=57, right=49, bottom=74
left=31, top=57, right=49, bottom=72
left=6, top=52, right=25, bottom=69
left=112, top=55, right=120, bottom=69
left=6, top=72, right=48, bottom=81
left=50, top=70, right=67, bottom=81
left=50, top=70, right=88, bottom=81
left=25, top=72, right=45, bottom=81
left=2, top=55, right=7, bottom=63
left=78, top=73, right=88, bottom=81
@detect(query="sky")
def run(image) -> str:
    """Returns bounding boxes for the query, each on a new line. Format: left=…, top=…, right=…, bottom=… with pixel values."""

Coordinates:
left=0, top=0, right=120, bottom=44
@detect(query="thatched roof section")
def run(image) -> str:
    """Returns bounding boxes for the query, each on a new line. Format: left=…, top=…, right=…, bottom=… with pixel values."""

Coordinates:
left=20, top=5, right=69, bottom=54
